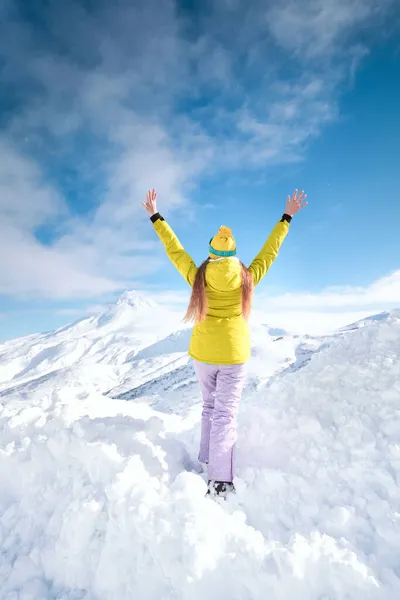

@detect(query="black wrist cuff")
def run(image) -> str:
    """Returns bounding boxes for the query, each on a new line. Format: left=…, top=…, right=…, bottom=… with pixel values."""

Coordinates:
left=281, top=213, right=292, bottom=223
left=151, top=212, right=164, bottom=223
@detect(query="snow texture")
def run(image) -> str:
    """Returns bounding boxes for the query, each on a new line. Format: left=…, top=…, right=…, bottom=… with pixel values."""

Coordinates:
left=0, top=296, right=399, bottom=599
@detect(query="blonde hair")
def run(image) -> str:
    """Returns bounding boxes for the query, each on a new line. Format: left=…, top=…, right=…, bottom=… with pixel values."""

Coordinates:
left=184, top=260, right=254, bottom=323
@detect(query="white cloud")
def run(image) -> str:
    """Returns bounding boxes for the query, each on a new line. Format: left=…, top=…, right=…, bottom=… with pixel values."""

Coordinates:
left=266, top=0, right=392, bottom=59
left=56, top=308, right=85, bottom=317
left=0, top=0, right=214, bottom=299
left=84, top=304, right=108, bottom=316
left=257, top=270, right=400, bottom=311
left=147, top=290, right=190, bottom=307
left=0, top=139, right=66, bottom=230
left=0, top=0, right=396, bottom=302
left=0, top=222, right=123, bottom=298
left=0, top=137, right=130, bottom=298
left=252, top=269, right=400, bottom=333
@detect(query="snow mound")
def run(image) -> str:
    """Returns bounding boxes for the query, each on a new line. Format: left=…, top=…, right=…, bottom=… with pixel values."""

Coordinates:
left=0, top=394, right=382, bottom=599
left=0, top=312, right=400, bottom=597
left=236, top=315, right=400, bottom=596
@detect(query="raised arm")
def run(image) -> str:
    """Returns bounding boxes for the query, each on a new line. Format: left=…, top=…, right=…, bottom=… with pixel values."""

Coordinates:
left=143, top=189, right=197, bottom=286
left=248, top=189, right=307, bottom=286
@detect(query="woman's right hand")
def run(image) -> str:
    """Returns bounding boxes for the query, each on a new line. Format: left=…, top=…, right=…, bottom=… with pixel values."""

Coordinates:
left=142, top=189, right=158, bottom=217
left=285, top=189, right=308, bottom=216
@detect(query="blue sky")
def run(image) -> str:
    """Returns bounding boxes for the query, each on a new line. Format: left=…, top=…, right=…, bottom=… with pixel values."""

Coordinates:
left=1, top=0, right=400, bottom=341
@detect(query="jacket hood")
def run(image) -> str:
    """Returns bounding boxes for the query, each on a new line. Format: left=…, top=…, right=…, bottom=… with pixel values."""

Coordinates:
left=205, top=257, right=242, bottom=292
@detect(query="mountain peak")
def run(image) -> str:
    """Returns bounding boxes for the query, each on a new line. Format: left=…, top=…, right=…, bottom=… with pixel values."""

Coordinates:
left=115, top=291, right=157, bottom=309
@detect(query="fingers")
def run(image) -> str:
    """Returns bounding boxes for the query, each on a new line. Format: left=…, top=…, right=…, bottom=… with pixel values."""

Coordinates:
left=286, top=189, right=308, bottom=215
left=297, top=190, right=306, bottom=202
left=293, top=190, right=305, bottom=201
left=146, top=189, right=158, bottom=203
left=290, top=190, right=307, bottom=204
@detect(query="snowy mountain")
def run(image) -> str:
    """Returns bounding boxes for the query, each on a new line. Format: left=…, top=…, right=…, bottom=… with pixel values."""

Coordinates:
left=0, top=291, right=180, bottom=389
left=0, top=292, right=331, bottom=403
left=0, top=304, right=399, bottom=599
left=340, top=308, right=400, bottom=331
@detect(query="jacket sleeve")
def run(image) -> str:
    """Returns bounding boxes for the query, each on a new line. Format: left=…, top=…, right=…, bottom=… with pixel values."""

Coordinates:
left=248, top=216, right=291, bottom=286
left=152, top=215, right=197, bottom=286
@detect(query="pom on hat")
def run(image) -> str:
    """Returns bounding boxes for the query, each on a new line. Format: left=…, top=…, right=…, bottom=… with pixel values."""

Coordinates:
left=217, top=226, right=233, bottom=238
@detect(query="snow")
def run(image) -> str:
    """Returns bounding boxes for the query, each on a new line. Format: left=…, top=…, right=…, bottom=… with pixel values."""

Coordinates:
left=340, top=309, right=400, bottom=331
left=0, top=291, right=180, bottom=386
left=0, top=295, right=400, bottom=599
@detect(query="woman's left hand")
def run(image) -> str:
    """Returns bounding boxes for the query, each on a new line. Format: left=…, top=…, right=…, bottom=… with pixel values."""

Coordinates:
left=142, top=189, right=158, bottom=217
left=285, top=189, right=308, bottom=216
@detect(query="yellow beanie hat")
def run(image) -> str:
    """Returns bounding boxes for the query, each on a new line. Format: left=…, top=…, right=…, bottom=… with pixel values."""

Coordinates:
left=209, top=226, right=236, bottom=258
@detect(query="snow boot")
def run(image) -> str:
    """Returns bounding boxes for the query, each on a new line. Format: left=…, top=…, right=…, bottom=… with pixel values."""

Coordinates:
left=206, top=480, right=235, bottom=499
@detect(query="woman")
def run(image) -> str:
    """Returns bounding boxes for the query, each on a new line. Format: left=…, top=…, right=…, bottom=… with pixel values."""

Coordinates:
left=142, top=188, right=307, bottom=497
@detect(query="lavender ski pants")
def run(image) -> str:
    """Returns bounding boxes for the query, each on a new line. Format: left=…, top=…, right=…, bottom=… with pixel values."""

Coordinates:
left=194, top=360, right=246, bottom=482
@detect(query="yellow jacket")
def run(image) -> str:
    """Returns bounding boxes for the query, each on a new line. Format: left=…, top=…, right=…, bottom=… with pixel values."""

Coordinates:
left=152, top=215, right=290, bottom=364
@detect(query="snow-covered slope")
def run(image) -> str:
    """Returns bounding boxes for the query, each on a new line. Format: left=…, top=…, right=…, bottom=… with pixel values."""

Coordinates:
left=0, top=293, right=332, bottom=405
left=0, top=291, right=180, bottom=389
left=340, top=308, right=400, bottom=331
left=0, top=307, right=399, bottom=599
